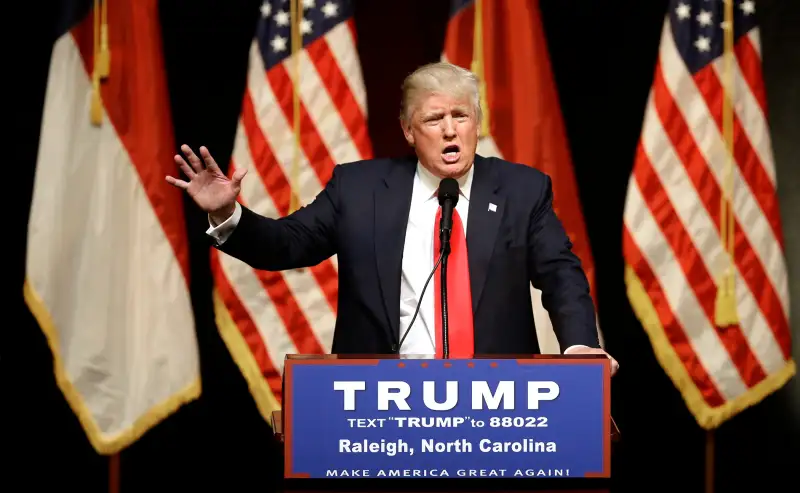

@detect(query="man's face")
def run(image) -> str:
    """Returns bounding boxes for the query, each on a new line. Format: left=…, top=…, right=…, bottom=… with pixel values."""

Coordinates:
left=401, top=92, right=479, bottom=179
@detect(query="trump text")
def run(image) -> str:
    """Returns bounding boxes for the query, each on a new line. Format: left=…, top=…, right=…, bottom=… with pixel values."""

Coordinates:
left=333, top=380, right=560, bottom=411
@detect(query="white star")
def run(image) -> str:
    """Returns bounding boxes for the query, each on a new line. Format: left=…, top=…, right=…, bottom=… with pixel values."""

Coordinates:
left=720, top=20, right=731, bottom=31
left=322, top=1, right=339, bottom=18
left=697, top=10, right=713, bottom=26
left=274, top=10, right=289, bottom=26
left=303, top=0, right=315, bottom=9
left=271, top=35, right=288, bottom=52
left=260, top=1, right=271, bottom=17
left=740, top=0, right=755, bottom=15
left=694, top=36, right=711, bottom=52
left=300, top=17, right=312, bottom=35
left=675, top=2, right=691, bottom=20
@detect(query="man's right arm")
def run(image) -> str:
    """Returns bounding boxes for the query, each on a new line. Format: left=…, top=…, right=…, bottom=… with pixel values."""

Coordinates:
left=207, top=165, right=342, bottom=271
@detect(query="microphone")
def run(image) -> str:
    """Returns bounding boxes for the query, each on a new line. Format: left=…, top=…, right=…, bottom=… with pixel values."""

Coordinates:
left=395, top=178, right=460, bottom=358
left=437, top=178, right=460, bottom=255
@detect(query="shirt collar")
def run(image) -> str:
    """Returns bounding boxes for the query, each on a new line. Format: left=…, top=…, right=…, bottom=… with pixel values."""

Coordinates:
left=415, top=161, right=474, bottom=203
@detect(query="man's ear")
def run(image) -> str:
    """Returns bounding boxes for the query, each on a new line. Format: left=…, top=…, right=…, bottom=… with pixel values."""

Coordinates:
left=400, top=119, right=415, bottom=147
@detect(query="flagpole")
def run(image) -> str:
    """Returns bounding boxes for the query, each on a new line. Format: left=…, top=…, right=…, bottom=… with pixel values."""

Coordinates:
left=707, top=2, right=736, bottom=492
left=704, top=430, right=714, bottom=493
left=470, top=0, right=489, bottom=137
left=100, top=5, right=119, bottom=490
left=109, top=453, right=120, bottom=493
left=289, top=0, right=302, bottom=215
left=714, top=0, right=738, bottom=327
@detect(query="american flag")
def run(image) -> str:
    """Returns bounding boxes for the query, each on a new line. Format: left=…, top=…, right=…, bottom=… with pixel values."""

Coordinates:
left=210, top=0, right=372, bottom=419
left=622, top=0, right=794, bottom=429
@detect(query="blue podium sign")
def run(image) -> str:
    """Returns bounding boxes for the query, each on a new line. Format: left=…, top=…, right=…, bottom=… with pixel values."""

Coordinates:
left=282, top=355, right=610, bottom=479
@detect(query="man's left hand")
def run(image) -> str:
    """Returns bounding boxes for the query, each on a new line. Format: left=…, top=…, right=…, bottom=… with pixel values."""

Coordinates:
left=564, top=346, right=619, bottom=376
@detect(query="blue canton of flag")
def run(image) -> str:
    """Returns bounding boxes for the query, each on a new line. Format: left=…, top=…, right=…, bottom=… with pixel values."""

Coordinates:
left=257, top=0, right=353, bottom=70
left=669, top=0, right=758, bottom=74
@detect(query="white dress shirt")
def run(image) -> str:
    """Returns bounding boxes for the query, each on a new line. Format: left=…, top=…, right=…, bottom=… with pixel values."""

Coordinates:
left=206, top=162, right=588, bottom=355
left=396, top=162, right=473, bottom=355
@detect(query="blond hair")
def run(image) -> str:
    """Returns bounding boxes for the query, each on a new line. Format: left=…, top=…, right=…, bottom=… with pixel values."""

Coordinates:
left=399, top=62, right=482, bottom=124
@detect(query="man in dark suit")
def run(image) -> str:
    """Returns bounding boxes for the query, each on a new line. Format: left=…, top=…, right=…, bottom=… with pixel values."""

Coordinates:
left=166, top=62, right=618, bottom=373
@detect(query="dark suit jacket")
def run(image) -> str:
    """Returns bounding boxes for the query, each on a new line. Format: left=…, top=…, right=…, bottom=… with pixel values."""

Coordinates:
left=216, top=154, right=599, bottom=355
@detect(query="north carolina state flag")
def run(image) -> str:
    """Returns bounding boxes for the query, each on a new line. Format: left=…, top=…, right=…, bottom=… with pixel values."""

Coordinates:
left=443, top=0, right=602, bottom=352
left=24, top=0, right=200, bottom=453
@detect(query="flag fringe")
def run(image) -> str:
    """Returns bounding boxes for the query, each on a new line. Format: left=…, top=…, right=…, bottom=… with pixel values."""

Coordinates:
left=23, top=279, right=201, bottom=455
left=624, top=264, right=796, bottom=430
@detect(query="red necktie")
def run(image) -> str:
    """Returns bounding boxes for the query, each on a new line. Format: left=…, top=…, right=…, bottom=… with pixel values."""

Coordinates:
left=433, top=206, right=475, bottom=358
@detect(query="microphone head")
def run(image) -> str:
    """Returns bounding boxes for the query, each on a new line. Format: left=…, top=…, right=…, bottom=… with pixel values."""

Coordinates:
left=438, top=178, right=460, bottom=206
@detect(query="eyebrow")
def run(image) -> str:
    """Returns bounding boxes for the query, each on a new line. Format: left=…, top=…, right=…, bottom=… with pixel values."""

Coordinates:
left=421, top=107, right=470, bottom=119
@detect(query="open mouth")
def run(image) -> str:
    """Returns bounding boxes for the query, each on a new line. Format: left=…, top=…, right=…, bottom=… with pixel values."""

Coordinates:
left=442, top=144, right=461, bottom=164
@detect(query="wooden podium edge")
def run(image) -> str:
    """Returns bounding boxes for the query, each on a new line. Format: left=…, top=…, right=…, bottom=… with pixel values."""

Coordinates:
left=272, top=410, right=283, bottom=441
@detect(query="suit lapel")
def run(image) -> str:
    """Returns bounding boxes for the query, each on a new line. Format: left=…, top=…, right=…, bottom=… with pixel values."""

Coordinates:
left=466, top=155, right=503, bottom=314
left=374, top=157, right=416, bottom=345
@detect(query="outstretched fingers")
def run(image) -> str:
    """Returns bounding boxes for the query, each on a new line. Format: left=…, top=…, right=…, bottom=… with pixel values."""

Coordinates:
left=165, top=175, right=189, bottom=189
left=174, top=153, right=196, bottom=180
left=230, top=167, right=248, bottom=186
left=199, top=146, right=221, bottom=171
left=181, top=144, right=205, bottom=174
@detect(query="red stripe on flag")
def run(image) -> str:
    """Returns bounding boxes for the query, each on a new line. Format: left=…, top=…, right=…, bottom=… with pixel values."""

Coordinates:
left=266, top=64, right=337, bottom=187
left=71, top=0, right=190, bottom=281
left=693, top=65, right=784, bottom=247
left=735, top=37, right=768, bottom=116
left=306, top=36, right=372, bottom=159
left=240, top=90, right=297, bottom=215
left=345, top=18, right=359, bottom=44
left=623, top=227, right=727, bottom=408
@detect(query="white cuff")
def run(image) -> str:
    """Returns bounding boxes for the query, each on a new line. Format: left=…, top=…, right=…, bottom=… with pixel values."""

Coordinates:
left=563, top=344, right=592, bottom=354
left=206, top=202, right=242, bottom=245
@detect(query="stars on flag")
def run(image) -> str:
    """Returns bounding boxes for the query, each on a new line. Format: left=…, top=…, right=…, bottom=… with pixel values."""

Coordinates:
left=673, top=0, right=756, bottom=55
left=259, top=0, right=341, bottom=55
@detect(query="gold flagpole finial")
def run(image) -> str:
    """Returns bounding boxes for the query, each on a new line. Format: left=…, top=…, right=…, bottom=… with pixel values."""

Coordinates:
left=714, top=0, right=738, bottom=327
left=470, top=0, right=490, bottom=138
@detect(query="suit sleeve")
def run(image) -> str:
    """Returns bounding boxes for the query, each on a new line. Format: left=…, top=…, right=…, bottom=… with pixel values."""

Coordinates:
left=527, top=174, right=600, bottom=349
left=213, top=165, right=342, bottom=271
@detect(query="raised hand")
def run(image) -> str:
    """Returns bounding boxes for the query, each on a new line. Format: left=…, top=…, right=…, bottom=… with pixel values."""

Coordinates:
left=166, top=144, right=247, bottom=223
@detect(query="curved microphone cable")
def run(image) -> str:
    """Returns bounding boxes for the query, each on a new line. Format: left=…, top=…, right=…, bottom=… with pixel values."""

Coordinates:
left=397, top=249, right=444, bottom=352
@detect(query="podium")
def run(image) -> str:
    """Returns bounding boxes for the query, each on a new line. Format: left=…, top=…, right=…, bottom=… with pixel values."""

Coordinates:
left=273, top=354, right=619, bottom=489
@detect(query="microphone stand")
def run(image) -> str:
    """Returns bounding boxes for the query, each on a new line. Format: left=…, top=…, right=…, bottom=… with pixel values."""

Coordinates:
left=440, top=234, right=451, bottom=359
